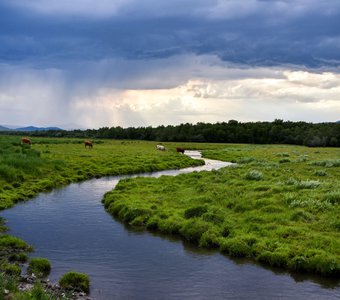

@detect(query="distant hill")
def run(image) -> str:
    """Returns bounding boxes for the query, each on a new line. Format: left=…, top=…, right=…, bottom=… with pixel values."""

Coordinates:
left=0, top=125, right=10, bottom=131
left=15, top=126, right=63, bottom=131
left=0, top=125, right=63, bottom=131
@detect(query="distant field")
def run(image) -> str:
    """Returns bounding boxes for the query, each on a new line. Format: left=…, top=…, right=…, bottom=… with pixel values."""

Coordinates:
left=103, top=144, right=340, bottom=277
left=0, top=136, right=206, bottom=209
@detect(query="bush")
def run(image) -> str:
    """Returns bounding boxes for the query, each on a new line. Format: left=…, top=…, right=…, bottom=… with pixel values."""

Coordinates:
left=311, top=159, right=340, bottom=167
left=296, top=180, right=321, bottom=189
left=28, top=258, right=51, bottom=278
left=244, top=170, right=263, bottom=180
left=59, top=271, right=90, bottom=294
left=323, top=191, right=340, bottom=205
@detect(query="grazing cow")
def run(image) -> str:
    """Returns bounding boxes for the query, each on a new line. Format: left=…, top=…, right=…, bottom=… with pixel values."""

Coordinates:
left=21, top=137, right=32, bottom=146
left=156, top=144, right=166, bottom=151
left=84, top=140, right=93, bottom=148
left=176, top=147, right=185, bottom=154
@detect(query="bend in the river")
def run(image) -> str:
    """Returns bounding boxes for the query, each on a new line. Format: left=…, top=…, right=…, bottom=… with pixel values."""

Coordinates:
left=1, top=151, right=339, bottom=299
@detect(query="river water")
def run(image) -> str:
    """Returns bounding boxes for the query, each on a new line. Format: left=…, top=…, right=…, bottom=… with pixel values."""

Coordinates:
left=1, top=152, right=339, bottom=299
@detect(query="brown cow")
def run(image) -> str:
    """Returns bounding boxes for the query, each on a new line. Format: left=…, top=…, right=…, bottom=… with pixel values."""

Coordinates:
left=21, top=137, right=32, bottom=146
left=176, top=147, right=185, bottom=154
left=84, top=140, right=93, bottom=148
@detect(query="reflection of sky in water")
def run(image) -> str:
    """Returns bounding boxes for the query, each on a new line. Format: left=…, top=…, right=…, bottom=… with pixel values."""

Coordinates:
left=1, top=154, right=339, bottom=299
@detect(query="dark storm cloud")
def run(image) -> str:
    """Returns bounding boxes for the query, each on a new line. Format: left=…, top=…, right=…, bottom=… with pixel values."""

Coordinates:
left=1, top=0, right=340, bottom=70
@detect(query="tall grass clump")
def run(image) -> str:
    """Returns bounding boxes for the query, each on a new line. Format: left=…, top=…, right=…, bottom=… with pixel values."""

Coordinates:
left=28, top=258, right=51, bottom=278
left=311, top=159, right=340, bottom=167
left=244, top=170, right=263, bottom=180
left=286, top=179, right=321, bottom=189
left=289, top=199, right=333, bottom=212
left=323, top=191, right=340, bottom=205
left=59, top=271, right=90, bottom=294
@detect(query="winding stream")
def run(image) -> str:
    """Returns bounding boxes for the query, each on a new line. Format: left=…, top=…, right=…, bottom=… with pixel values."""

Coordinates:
left=1, top=152, right=339, bottom=299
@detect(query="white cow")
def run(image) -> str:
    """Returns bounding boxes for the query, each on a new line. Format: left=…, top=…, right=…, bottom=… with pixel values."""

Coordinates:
left=156, top=144, right=166, bottom=151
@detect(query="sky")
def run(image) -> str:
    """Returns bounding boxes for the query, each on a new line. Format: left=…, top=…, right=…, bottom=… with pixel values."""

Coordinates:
left=0, top=0, right=340, bottom=129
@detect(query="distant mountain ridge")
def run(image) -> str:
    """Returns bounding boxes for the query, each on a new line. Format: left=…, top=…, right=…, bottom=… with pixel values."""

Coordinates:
left=0, top=125, right=63, bottom=131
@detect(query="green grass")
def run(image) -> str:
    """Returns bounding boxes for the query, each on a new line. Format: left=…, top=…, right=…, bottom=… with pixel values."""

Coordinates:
left=28, top=258, right=51, bottom=278
left=0, top=136, right=204, bottom=210
left=103, top=144, right=340, bottom=277
left=59, top=271, right=90, bottom=294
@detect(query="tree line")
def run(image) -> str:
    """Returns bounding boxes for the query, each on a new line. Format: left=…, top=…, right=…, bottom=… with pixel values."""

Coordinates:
left=2, top=120, right=340, bottom=147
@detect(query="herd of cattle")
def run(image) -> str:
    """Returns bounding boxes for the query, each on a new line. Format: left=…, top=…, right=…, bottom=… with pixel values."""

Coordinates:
left=20, top=138, right=184, bottom=153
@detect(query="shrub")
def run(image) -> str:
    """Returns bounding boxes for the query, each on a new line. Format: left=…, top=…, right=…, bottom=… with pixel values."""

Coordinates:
left=311, top=159, right=340, bottom=167
left=244, top=170, right=263, bottom=181
left=276, top=152, right=290, bottom=157
left=289, top=199, right=332, bottom=212
left=28, top=258, right=51, bottom=278
left=286, top=179, right=321, bottom=189
left=59, top=271, right=90, bottom=294
left=296, top=155, right=308, bottom=162
left=323, top=191, right=340, bottom=205
left=296, top=180, right=321, bottom=189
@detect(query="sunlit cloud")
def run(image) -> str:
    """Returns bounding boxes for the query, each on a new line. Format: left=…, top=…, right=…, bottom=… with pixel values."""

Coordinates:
left=0, top=54, right=339, bottom=128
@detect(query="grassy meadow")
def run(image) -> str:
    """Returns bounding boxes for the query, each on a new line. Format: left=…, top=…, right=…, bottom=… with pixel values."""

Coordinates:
left=103, top=144, right=340, bottom=277
left=0, top=136, right=204, bottom=210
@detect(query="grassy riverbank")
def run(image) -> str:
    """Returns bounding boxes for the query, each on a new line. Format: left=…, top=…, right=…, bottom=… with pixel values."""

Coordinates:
left=103, top=144, right=340, bottom=277
left=0, top=136, right=205, bottom=298
left=0, top=136, right=204, bottom=210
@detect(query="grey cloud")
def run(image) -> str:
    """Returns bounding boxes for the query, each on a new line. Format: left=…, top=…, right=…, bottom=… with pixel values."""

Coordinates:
left=1, top=0, right=340, bottom=70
